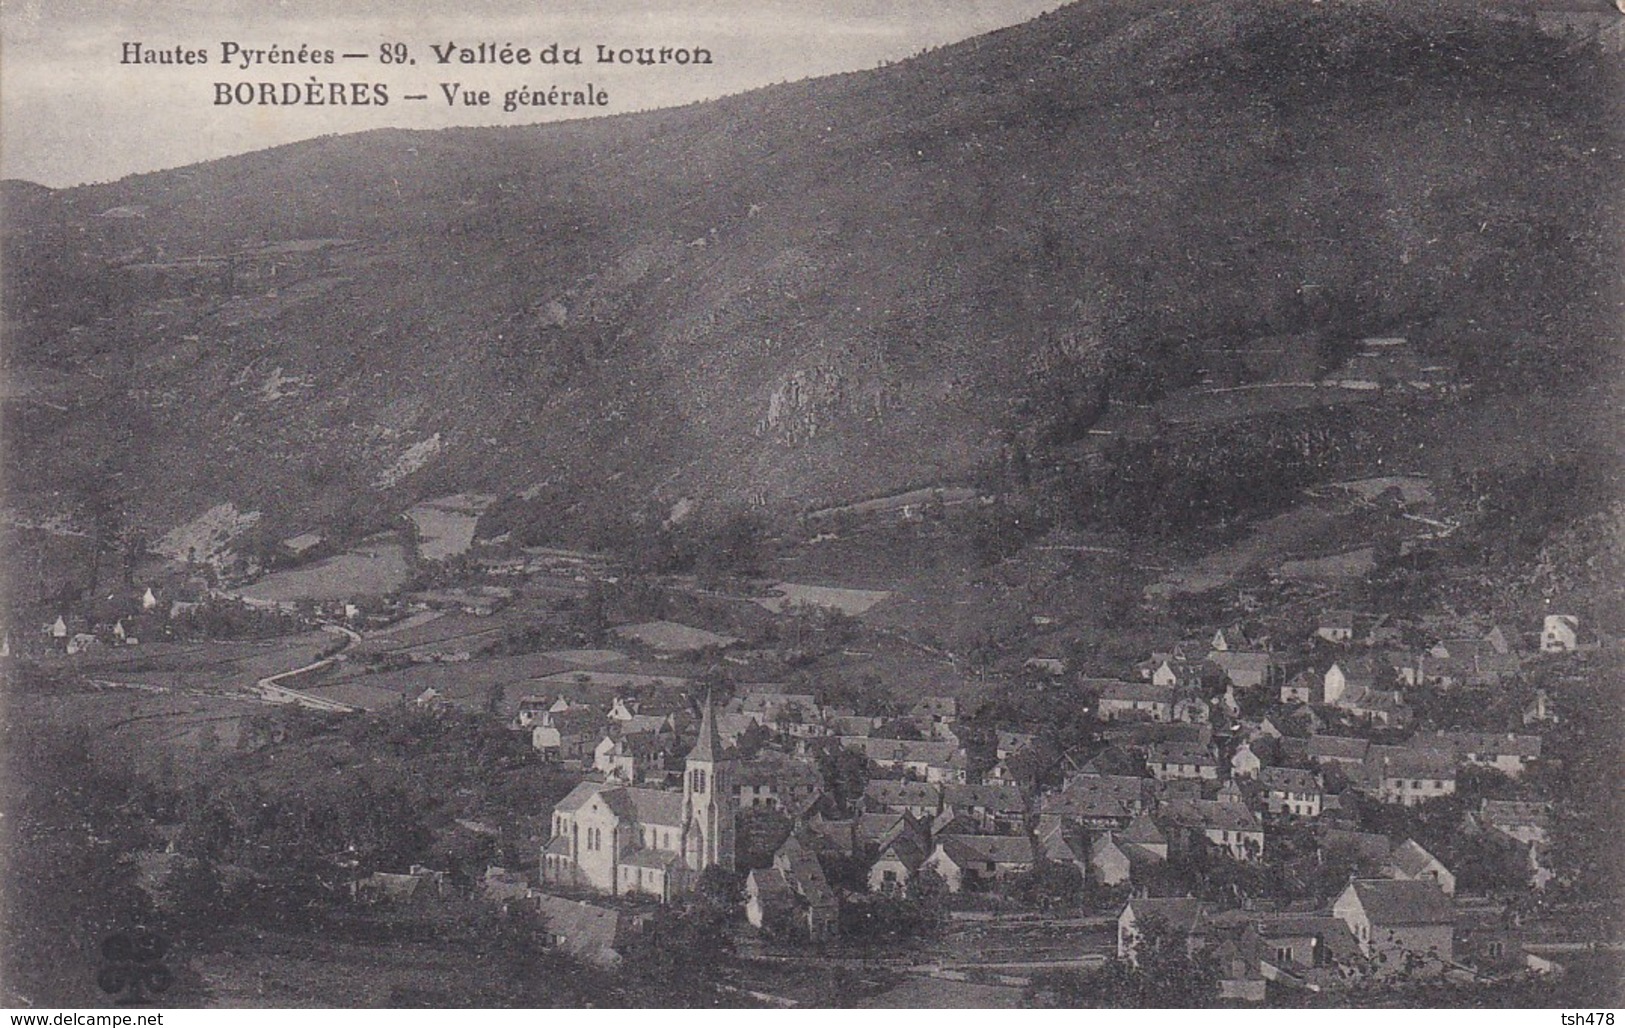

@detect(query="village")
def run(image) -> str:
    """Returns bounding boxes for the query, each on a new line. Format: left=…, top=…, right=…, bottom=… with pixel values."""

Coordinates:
left=5, top=468, right=1617, bottom=1008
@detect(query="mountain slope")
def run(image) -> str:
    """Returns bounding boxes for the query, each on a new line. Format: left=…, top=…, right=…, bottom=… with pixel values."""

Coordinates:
left=3, top=0, right=1620, bottom=554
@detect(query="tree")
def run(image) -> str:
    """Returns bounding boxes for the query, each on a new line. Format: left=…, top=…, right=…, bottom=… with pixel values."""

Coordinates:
left=1031, top=913, right=1221, bottom=1007
left=816, top=744, right=871, bottom=814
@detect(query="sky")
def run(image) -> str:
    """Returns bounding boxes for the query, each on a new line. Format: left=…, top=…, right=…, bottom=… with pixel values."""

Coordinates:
left=0, top=0, right=1062, bottom=187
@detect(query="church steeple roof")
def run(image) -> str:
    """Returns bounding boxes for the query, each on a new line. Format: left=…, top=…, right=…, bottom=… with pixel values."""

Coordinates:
left=688, top=690, right=724, bottom=763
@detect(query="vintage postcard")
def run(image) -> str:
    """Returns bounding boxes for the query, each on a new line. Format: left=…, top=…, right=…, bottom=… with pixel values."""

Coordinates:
left=1, top=0, right=1621, bottom=1011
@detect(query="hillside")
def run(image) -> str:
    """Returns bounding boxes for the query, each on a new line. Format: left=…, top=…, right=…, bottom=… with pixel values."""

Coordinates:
left=3, top=0, right=1620, bottom=568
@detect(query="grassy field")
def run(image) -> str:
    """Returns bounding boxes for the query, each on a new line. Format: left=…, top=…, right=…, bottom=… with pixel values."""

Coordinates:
left=57, top=632, right=340, bottom=691
left=234, top=540, right=410, bottom=603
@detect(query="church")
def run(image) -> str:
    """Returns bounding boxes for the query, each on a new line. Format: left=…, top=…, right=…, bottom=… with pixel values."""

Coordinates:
left=542, top=694, right=736, bottom=903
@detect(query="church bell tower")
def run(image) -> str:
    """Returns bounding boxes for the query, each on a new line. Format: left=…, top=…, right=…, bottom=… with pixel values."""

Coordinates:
left=682, top=691, right=735, bottom=874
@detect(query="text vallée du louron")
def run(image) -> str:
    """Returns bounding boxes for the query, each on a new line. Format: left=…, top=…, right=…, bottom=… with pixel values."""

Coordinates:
left=120, top=41, right=715, bottom=112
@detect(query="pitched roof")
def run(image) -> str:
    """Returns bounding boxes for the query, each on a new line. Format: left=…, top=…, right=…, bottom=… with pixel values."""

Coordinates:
left=1432, top=731, right=1542, bottom=759
left=735, top=753, right=823, bottom=789
left=1346, top=878, right=1455, bottom=926
left=1146, top=741, right=1218, bottom=765
left=532, top=893, right=628, bottom=959
left=863, top=779, right=942, bottom=807
left=624, top=786, right=685, bottom=827
left=1122, top=812, right=1167, bottom=846
left=747, top=867, right=796, bottom=910
left=776, top=838, right=837, bottom=908
left=943, top=783, right=1026, bottom=812
left=1210, top=651, right=1275, bottom=676
left=555, top=780, right=610, bottom=813
left=1125, top=897, right=1210, bottom=934
left=1319, top=827, right=1392, bottom=862
left=938, top=834, right=1035, bottom=867
left=620, top=848, right=682, bottom=870
left=1479, top=799, right=1552, bottom=828
left=859, top=737, right=961, bottom=765
left=875, top=835, right=928, bottom=869
left=1386, top=839, right=1448, bottom=879
left=1259, top=766, right=1321, bottom=793
left=1041, top=775, right=1148, bottom=819
left=1307, top=735, right=1370, bottom=761
left=1158, top=798, right=1263, bottom=834
left=1368, top=744, right=1455, bottom=779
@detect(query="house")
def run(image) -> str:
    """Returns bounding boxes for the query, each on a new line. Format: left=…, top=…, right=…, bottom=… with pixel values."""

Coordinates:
left=731, top=689, right=820, bottom=723
left=1144, top=741, right=1220, bottom=781
left=856, top=738, right=967, bottom=783
left=1039, top=774, right=1150, bottom=829
left=532, top=892, right=643, bottom=967
left=1384, top=839, right=1455, bottom=896
left=1136, top=654, right=1202, bottom=688
left=1332, top=879, right=1455, bottom=970
left=1208, top=650, right=1277, bottom=691
left=1319, top=826, right=1394, bottom=865
left=47, top=615, right=68, bottom=639
left=1089, top=824, right=1167, bottom=887
left=1036, top=817, right=1089, bottom=873
left=1240, top=912, right=1365, bottom=980
left=541, top=695, right=735, bottom=903
left=1157, top=799, right=1265, bottom=860
left=735, top=753, right=823, bottom=812
left=1230, top=741, right=1262, bottom=779
left=1324, top=659, right=1379, bottom=705
left=1280, top=669, right=1320, bottom=705
left=868, top=835, right=929, bottom=894
left=942, top=783, right=1027, bottom=833
left=1522, top=689, right=1559, bottom=727
left=1171, top=691, right=1213, bottom=726
left=1096, top=681, right=1174, bottom=723
left=769, top=835, right=839, bottom=941
left=1431, top=731, right=1543, bottom=777
left=745, top=867, right=798, bottom=932
left=1453, top=902, right=1533, bottom=975
left=1415, top=638, right=1520, bottom=687
left=909, top=695, right=958, bottom=728
left=1259, top=766, right=1323, bottom=818
left=1337, top=685, right=1412, bottom=728
left=1540, top=614, right=1584, bottom=653
left=1474, top=800, right=1551, bottom=846
left=922, top=834, right=1036, bottom=892
left=1306, top=734, right=1370, bottom=766
left=1366, top=745, right=1456, bottom=806
left=996, top=731, right=1036, bottom=761
left=861, top=779, right=943, bottom=820
left=1088, top=832, right=1135, bottom=887
left=1122, top=812, right=1170, bottom=859
left=594, top=731, right=681, bottom=784
left=531, top=707, right=602, bottom=764
left=1315, top=611, right=1356, bottom=644
left=1118, top=897, right=1211, bottom=960
left=1210, top=924, right=1269, bottom=1002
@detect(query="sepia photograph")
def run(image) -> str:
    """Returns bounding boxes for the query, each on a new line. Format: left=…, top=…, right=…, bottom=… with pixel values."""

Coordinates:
left=1, top=0, right=1621, bottom=1011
